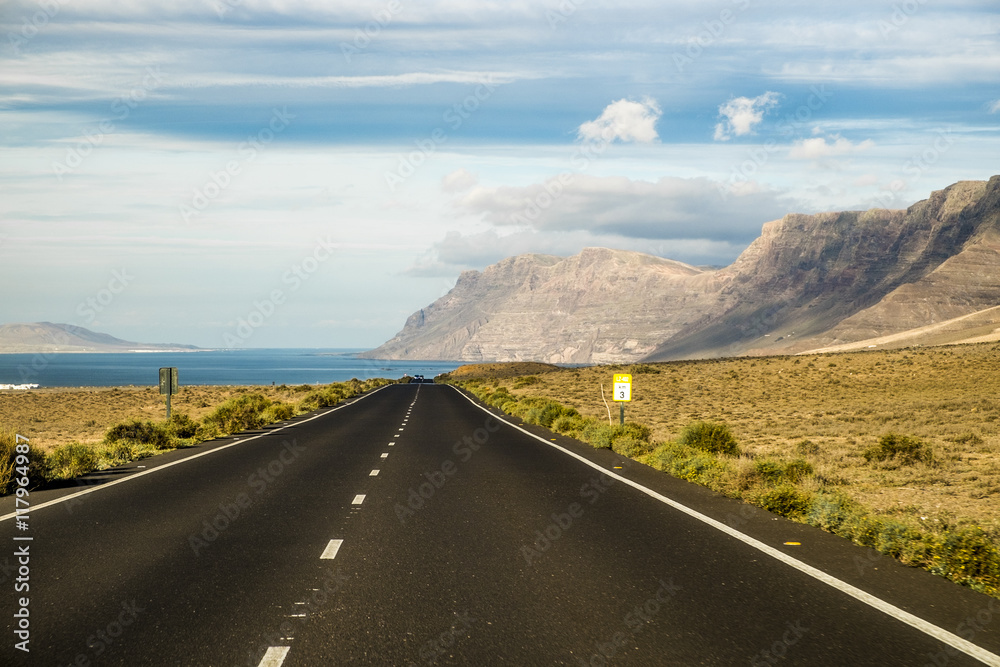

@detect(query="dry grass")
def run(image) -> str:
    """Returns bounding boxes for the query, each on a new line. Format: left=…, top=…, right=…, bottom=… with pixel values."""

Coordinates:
left=0, top=384, right=313, bottom=452
left=470, top=345, right=1000, bottom=534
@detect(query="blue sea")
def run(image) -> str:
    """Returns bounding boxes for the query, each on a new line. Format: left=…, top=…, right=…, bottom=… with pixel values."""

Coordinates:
left=0, top=349, right=461, bottom=388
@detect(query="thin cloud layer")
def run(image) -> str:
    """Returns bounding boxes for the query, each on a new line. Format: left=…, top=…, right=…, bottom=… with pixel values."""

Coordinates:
left=789, top=135, right=875, bottom=160
left=453, top=175, right=793, bottom=242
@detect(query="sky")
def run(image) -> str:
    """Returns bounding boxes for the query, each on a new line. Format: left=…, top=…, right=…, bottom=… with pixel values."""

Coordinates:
left=1, top=0, right=998, bottom=349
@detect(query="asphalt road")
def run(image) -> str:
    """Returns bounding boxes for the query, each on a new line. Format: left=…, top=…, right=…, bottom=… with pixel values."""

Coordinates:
left=3, top=383, right=1000, bottom=665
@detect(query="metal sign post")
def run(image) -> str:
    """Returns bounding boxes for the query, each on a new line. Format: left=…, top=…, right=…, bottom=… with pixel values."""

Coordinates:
left=613, top=373, right=631, bottom=425
left=159, top=367, right=178, bottom=420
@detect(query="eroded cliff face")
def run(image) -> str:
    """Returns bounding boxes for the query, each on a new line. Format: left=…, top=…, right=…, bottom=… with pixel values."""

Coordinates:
left=364, top=176, right=1000, bottom=363
left=363, top=248, right=722, bottom=362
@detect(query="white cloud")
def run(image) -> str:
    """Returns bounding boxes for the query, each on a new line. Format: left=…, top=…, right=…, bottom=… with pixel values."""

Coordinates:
left=990, top=100, right=1000, bottom=113
left=441, top=168, right=478, bottom=193
left=405, top=228, right=749, bottom=277
left=713, top=92, right=781, bottom=141
left=453, top=174, right=795, bottom=242
left=577, top=97, right=661, bottom=144
left=788, top=135, right=874, bottom=160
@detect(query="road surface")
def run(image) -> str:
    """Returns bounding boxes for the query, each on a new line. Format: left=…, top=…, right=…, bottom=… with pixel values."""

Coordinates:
left=2, top=383, right=999, bottom=665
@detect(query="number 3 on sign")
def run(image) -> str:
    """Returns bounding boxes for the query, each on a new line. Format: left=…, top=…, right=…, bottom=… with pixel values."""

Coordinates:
left=613, top=374, right=632, bottom=402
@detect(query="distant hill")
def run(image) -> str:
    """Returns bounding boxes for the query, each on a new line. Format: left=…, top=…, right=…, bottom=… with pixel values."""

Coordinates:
left=0, top=323, right=201, bottom=353
left=363, top=175, right=1000, bottom=363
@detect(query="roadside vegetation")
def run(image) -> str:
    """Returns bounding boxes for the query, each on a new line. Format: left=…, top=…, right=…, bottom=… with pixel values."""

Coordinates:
left=0, top=378, right=393, bottom=494
left=446, top=343, right=1000, bottom=599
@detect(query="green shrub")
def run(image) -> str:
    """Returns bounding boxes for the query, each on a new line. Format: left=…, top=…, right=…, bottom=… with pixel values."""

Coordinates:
left=671, top=453, right=722, bottom=485
left=678, top=421, right=740, bottom=456
left=784, top=458, right=814, bottom=483
left=863, top=433, right=933, bottom=465
left=513, top=376, right=541, bottom=388
left=581, top=422, right=618, bottom=449
left=795, top=439, right=820, bottom=455
left=0, top=430, right=48, bottom=494
left=47, top=443, right=99, bottom=479
left=203, top=393, right=272, bottom=434
left=167, top=413, right=198, bottom=439
left=612, top=435, right=654, bottom=458
left=753, top=459, right=785, bottom=484
left=525, top=401, right=570, bottom=428
left=932, top=527, right=1000, bottom=589
left=105, top=419, right=172, bottom=450
left=757, top=484, right=812, bottom=518
left=265, top=402, right=295, bottom=422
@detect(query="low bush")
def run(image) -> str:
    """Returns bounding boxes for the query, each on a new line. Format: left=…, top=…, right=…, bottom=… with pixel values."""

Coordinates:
left=756, top=484, right=813, bottom=519
left=678, top=421, right=740, bottom=456
left=105, top=419, right=173, bottom=450
left=784, top=458, right=814, bottom=483
left=47, top=443, right=99, bottom=479
left=0, top=430, right=48, bottom=494
left=167, top=413, right=199, bottom=439
left=264, top=402, right=295, bottom=422
left=203, top=394, right=272, bottom=434
left=863, top=433, right=933, bottom=465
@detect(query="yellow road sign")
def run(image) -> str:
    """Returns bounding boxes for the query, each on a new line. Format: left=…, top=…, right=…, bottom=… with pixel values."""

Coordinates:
left=613, top=373, right=632, bottom=402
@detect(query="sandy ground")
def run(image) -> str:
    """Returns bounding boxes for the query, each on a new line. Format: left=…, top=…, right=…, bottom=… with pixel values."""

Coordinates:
left=0, top=384, right=307, bottom=452
left=453, top=343, right=1000, bottom=531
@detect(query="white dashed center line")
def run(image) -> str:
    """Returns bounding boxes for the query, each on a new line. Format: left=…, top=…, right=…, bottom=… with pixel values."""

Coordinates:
left=352, top=494, right=366, bottom=505
left=257, top=646, right=290, bottom=667
left=320, top=539, right=343, bottom=560
left=370, top=469, right=380, bottom=476
left=381, top=452, right=389, bottom=459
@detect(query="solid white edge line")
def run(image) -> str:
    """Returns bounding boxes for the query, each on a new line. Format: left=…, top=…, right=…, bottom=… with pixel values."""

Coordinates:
left=257, top=645, right=290, bottom=667
left=321, top=538, right=344, bottom=559
left=450, top=385, right=1000, bottom=666
left=0, top=384, right=396, bottom=522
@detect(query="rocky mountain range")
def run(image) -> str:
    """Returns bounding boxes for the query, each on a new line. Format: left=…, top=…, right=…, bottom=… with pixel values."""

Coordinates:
left=364, top=176, right=1000, bottom=363
left=0, top=322, right=201, bottom=354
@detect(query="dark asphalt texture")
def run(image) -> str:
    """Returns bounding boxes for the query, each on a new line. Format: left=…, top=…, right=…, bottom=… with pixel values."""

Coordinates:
left=2, top=383, right=999, bottom=666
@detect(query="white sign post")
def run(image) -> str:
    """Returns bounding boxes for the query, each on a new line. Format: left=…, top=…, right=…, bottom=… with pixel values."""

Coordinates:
left=613, top=373, right=631, bottom=425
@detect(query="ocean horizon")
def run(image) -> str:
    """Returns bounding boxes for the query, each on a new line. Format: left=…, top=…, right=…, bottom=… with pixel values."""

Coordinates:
left=0, top=348, right=462, bottom=388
